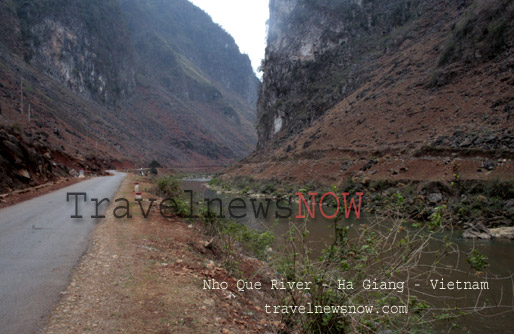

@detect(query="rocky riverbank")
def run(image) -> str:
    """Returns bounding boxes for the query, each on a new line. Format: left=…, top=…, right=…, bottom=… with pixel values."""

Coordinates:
left=209, top=174, right=514, bottom=238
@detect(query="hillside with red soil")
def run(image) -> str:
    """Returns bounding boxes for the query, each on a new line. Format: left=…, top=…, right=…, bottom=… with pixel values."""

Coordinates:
left=224, top=0, right=514, bottom=186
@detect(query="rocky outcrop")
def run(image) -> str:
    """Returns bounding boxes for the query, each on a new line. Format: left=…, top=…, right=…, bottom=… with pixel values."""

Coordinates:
left=0, top=125, right=67, bottom=192
left=257, top=0, right=436, bottom=147
left=13, top=0, right=136, bottom=105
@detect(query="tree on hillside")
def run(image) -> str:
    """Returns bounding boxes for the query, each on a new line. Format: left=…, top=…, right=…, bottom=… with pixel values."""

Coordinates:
left=149, top=160, right=161, bottom=169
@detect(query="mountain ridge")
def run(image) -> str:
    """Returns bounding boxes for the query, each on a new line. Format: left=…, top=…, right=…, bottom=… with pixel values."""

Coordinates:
left=0, top=0, right=259, bottom=192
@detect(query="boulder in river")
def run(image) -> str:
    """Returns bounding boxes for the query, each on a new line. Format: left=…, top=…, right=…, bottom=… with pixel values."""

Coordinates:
left=462, top=222, right=492, bottom=239
left=463, top=223, right=514, bottom=240
left=489, top=227, right=514, bottom=240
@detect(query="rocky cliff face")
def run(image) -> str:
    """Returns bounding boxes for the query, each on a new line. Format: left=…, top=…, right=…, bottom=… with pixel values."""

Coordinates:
left=0, top=0, right=260, bottom=179
left=258, top=0, right=440, bottom=147
left=10, top=0, right=136, bottom=105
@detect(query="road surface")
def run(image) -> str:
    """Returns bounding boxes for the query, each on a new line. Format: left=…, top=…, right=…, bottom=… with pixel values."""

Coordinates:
left=0, top=171, right=126, bottom=334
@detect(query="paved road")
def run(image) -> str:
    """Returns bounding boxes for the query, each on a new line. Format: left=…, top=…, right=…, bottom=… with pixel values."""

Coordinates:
left=0, top=171, right=126, bottom=334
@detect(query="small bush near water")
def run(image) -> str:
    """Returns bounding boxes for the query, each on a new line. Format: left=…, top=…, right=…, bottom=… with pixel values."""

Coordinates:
left=157, top=175, right=181, bottom=198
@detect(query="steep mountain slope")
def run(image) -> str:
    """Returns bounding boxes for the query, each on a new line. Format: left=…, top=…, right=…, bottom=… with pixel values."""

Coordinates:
left=119, top=0, right=259, bottom=164
left=121, top=0, right=259, bottom=107
left=0, top=0, right=259, bottom=192
left=226, top=0, right=514, bottom=185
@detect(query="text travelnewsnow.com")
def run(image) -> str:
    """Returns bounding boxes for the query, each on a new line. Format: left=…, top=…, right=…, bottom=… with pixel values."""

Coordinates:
left=263, top=303, right=408, bottom=315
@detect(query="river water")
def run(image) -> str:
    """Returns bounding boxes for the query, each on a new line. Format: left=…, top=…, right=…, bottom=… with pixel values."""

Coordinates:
left=181, top=179, right=514, bottom=333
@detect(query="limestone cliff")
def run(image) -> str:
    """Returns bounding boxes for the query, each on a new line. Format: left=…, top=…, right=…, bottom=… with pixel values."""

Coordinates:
left=258, top=0, right=448, bottom=147
left=7, top=0, right=136, bottom=105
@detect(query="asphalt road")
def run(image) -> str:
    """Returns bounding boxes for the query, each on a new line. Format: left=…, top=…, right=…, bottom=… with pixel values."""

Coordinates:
left=0, top=171, right=126, bottom=334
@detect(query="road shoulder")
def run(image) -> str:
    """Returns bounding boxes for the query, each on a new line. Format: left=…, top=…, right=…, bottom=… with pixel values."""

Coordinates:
left=44, top=174, right=277, bottom=334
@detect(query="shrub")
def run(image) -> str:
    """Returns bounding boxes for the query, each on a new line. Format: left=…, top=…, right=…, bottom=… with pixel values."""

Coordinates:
left=157, top=174, right=181, bottom=198
left=208, top=176, right=222, bottom=187
left=198, top=204, right=275, bottom=273
left=466, top=249, right=489, bottom=272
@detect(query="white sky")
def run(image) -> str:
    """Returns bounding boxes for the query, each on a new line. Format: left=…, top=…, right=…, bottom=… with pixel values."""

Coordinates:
left=188, top=0, right=269, bottom=77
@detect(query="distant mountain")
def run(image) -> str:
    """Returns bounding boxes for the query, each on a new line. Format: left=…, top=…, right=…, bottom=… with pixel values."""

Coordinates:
left=0, top=0, right=259, bottom=190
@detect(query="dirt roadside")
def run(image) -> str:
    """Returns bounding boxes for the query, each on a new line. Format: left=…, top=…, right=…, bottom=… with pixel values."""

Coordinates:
left=0, top=177, right=87, bottom=209
left=44, top=174, right=278, bottom=334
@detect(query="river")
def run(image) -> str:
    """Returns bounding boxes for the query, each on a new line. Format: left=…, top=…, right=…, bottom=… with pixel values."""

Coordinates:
left=181, top=179, right=514, bottom=333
